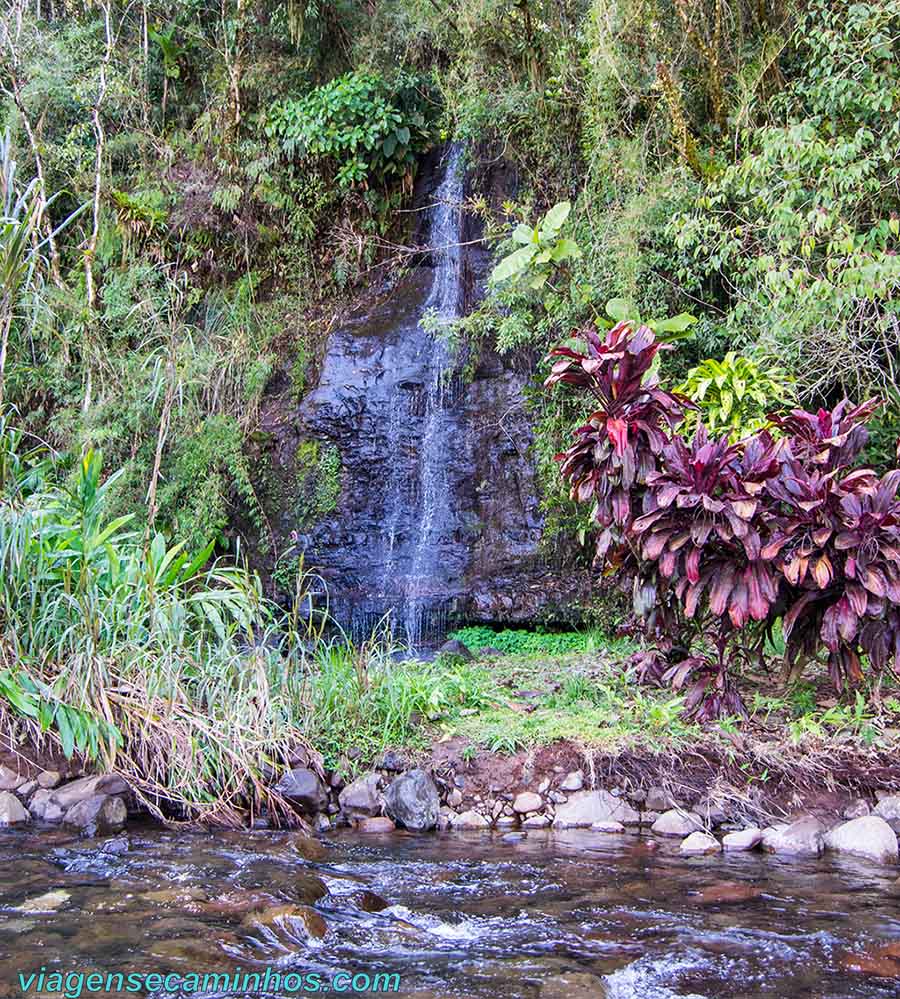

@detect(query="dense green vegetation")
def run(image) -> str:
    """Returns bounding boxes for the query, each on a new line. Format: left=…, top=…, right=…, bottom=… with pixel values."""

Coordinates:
left=1, top=0, right=900, bottom=816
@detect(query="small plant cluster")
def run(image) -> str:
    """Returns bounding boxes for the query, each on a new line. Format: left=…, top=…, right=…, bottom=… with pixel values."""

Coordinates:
left=267, top=71, right=434, bottom=189
left=448, top=625, right=591, bottom=657
left=546, top=321, right=900, bottom=718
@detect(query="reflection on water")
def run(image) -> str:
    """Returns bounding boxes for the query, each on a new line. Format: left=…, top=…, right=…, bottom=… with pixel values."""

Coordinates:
left=1, top=825, right=899, bottom=997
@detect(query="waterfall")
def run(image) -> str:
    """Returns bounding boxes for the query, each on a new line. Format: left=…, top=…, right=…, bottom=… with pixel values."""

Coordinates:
left=400, top=143, right=466, bottom=646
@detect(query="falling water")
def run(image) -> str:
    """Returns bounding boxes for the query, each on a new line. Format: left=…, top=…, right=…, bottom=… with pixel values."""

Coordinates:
left=400, top=142, right=465, bottom=646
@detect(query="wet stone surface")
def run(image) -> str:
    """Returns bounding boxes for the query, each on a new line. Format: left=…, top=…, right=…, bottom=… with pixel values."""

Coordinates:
left=0, top=824, right=899, bottom=997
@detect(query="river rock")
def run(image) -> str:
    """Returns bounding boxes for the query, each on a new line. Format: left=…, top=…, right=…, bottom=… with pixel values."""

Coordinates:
left=680, top=831, right=721, bottom=855
left=338, top=773, right=381, bottom=820
left=552, top=790, right=639, bottom=829
left=523, top=814, right=550, bottom=829
left=560, top=770, right=584, bottom=792
left=761, top=816, right=825, bottom=856
left=539, top=971, right=608, bottom=998
left=242, top=904, right=327, bottom=938
left=0, top=765, right=28, bottom=790
left=383, top=769, right=440, bottom=831
left=513, top=791, right=542, bottom=814
left=37, top=771, right=62, bottom=789
left=451, top=809, right=490, bottom=829
left=437, top=639, right=473, bottom=661
left=824, top=815, right=898, bottom=864
left=651, top=809, right=703, bottom=837
left=346, top=889, right=390, bottom=913
left=29, top=789, right=65, bottom=823
left=358, top=816, right=396, bottom=833
left=874, top=795, right=900, bottom=822
left=591, top=820, right=625, bottom=833
left=645, top=787, right=677, bottom=811
left=694, top=799, right=728, bottom=827
left=692, top=882, right=763, bottom=905
left=274, top=767, right=327, bottom=814
left=722, top=827, right=762, bottom=852
left=843, top=799, right=871, bottom=820
left=63, top=794, right=127, bottom=836
left=0, top=791, right=30, bottom=825
left=841, top=939, right=900, bottom=979
left=50, top=774, right=128, bottom=810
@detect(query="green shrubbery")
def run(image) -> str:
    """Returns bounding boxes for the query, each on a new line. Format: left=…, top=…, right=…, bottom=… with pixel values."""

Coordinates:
left=448, top=626, right=592, bottom=657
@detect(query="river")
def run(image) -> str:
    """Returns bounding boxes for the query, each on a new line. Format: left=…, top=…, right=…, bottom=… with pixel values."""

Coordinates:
left=3, top=825, right=900, bottom=997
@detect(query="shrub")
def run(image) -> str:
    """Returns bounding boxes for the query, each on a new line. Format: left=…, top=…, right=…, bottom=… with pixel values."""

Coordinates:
left=267, top=71, right=434, bottom=188
left=547, top=321, right=900, bottom=717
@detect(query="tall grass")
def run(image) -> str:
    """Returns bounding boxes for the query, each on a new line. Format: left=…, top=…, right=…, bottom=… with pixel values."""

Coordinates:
left=0, top=410, right=316, bottom=825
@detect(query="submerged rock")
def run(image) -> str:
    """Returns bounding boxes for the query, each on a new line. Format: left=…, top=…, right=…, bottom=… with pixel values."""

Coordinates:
left=680, top=831, right=721, bottom=855
left=274, top=767, right=328, bottom=814
left=63, top=794, right=127, bottom=836
left=761, top=816, right=825, bottom=856
left=651, top=809, right=703, bottom=837
left=824, top=815, right=898, bottom=864
left=722, top=827, right=762, bottom=852
left=692, top=882, right=763, bottom=905
left=345, top=889, right=390, bottom=913
left=384, top=769, right=440, bottom=831
left=552, top=790, right=639, bottom=829
left=338, top=773, right=381, bottom=820
left=242, top=904, right=327, bottom=939
left=539, top=971, right=608, bottom=998
left=0, top=790, right=30, bottom=825
left=842, top=940, right=900, bottom=979
left=358, top=816, right=396, bottom=833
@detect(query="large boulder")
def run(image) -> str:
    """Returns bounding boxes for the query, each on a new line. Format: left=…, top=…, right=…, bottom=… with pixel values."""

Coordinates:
left=680, top=831, right=721, bottom=855
left=874, top=795, right=900, bottom=822
left=63, top=794, right=127, bottom=836
left=824, top=815, right=898, bottom=864
left=761, top=816, right=825, bottom=856
left=552, top=790, right=639, bottom=829
left=29, top=789, right=65, bottom=823
left=437, top=639, right=473, bottom=661
left=651, top=809, right=703, bottom=837
left=0, top=791, right=30, bottom=825
left=50, top=775, right=128, bottom=811
left=274, top=767, right=327, bottom=814
left=338, top=773, right=381, bottom=820
left=722, top=827, right=762, bottom=852
left=383, top=769, right=440, bottom=831
left=450, top=809, right=490, bottom=830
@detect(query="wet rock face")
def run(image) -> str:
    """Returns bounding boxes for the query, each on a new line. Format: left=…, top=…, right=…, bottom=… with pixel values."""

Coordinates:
left=256, top=145, right=588, bottom=645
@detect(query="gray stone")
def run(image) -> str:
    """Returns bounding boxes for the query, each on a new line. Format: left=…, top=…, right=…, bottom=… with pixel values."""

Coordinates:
left=640, top=810, right=661, bottom=826
left=37, top=771, right=62, bottom=790
left=29, top=789, right=64, bottom=823
left=383, top=769, right=440, bottom=831
left=450, top=809, right=490, bottom=830
left=824, top=815, right=898, bottom=864
left=523, top=814, right=550, bottom=829
left=338, top=773, right=381, bottom=820
left=495, top=815, right=518, bottom=828
left=645, top=787, right=678, bottom=812
left=375, top=750, right=406, bottom=772
left=274, top=767, right=328, bottom=814
left=16, top=780, right=37, bottom=800
left=761, top=816, right=825, bottom=856
left=591, top=820, right=625, bottom=833
left=722, top=827, right=763, bottom=852
left=560, top=770, right=584, bottom=792
left=437, top=639, right=473, bottom=661
left=0, top=791, right=29, bottom=825
left=553, top=790, right=640, bottom=829
left=651, top=809, right=703, bottom=837
left=694, top=799, right=728, bottom=827
left=63, top=794, right=127, bottom=836
left=446, top=788, right=463, bottom=808
left=0, top=765, right=28, bottom=790
left=874, top=795, right=900, bottom=822
left=843, top=799, right=871, bottom=820
left=548, top=790, right=567, bottom=804
left=680, top=831, right=721, bottom=855
left=50, top=775, right=128, bottom=811
left=513, top=791, right=542, bottom=814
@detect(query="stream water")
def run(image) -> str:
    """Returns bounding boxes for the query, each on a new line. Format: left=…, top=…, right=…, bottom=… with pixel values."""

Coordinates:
left=3, top=825, right=900, bottom=997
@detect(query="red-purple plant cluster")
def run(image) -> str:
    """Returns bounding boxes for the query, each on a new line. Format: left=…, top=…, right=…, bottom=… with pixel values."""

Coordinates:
left=546, top=324, right=900, bottom=718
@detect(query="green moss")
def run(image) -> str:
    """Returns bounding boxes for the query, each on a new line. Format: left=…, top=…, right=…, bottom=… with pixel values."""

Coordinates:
left=295, top=440, right=342, bottom=525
